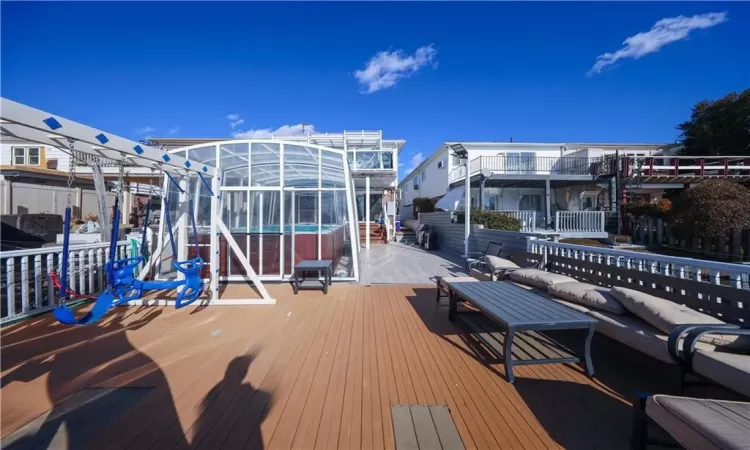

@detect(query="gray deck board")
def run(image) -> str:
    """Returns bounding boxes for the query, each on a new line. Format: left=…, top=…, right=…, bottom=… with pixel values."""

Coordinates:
left=391, top=404, right=464, bottom=450
left=392, top=405, right=419, bottom=450
left=360, top=242, right=466, bottom=285
left=429, top=405, right=465, bottom=450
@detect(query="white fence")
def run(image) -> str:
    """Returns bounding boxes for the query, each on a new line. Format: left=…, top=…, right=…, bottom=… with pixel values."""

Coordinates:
left=529, top=240, right=750, bottom=290
left=555, top=211, right=605, bottom=233
left=498, top=211, right=537, bottom=232
left=0, top=240, right=133, bottom=324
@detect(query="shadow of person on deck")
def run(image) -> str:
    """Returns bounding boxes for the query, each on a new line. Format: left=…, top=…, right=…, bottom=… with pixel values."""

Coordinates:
left=192, top=353, right=273, bottom=450
left=0, top=306, right=188, bottom=450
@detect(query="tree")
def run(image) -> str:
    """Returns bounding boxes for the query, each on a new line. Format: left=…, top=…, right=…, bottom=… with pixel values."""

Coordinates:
left=677, top=89, right=750, bottom=156
left=671, top=179, right=750, bottom=237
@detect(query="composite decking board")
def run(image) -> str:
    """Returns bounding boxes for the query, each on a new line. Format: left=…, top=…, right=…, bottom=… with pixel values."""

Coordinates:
left=312, top=285, right=357, bottom=450
left=410, top=405, right=443, bottom=450
left=192, top=297, right=320, bottom=450
left=2, top=284, right=689, bottom=450
left=337, top=284, right=365, bottom=449
left=250, top=291, right=339, bottom=449
left=268, top=290, right=347, bottom=449
left=288, top=288, right=350, bottom=449
left=429, top=405, right=465, bottom=450
left=391, top=405, right=420, bottom=450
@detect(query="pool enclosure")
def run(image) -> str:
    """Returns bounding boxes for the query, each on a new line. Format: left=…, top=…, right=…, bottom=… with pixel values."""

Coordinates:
left=158, top=140, right=361, bottom=286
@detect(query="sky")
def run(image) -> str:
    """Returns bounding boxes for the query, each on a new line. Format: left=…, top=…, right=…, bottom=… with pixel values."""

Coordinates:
left=2, top=2, right=748, bottom=179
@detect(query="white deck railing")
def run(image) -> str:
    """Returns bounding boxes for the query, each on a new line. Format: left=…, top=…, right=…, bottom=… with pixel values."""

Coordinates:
left=498, top=211, right=537, bottom=232
left=555, top=211, right=605, bottom=233
left=529, top=240, right=750, bottom=290
left=0, top=240, right=132, bottom=324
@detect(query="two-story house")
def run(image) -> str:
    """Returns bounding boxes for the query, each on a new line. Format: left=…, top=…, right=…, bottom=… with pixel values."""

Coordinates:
left=399, top=141, right=699, bottom=237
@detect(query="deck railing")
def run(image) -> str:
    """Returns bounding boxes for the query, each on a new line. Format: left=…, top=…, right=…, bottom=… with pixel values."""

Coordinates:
left=0, top=240, right=132, bottom=324
left=498, top=210, right=537, bottom=232
left=624, top=156, right=750, bottom=178
left=529, top=240, right=750, bottom=290
left=72, top=151, right=138, bottom=167
left=450, top=156, right=599, bottom=182
left=555, top=211, right=606, bottom=233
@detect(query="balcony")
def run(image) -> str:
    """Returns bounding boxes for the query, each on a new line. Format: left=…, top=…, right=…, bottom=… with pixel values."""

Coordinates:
left=623, top=156, right=750, bottom=182
left=348, top=150, right=395, bottom=172
left=450, top=155, right=606, bottom=183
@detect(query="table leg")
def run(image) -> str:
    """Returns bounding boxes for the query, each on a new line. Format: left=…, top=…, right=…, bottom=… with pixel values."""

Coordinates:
left=292, top=270, right=299, bottom=295
left=448, top=292, right=457, bottom=321
left=328, top=267, right=332, bottom=285
left=582, top=325, right=595, bottom=378
left=504, top=330, right=516, bottom=383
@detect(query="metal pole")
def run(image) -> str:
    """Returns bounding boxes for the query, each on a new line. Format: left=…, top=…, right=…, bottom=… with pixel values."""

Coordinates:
left=615, top=150, right=622, bottom=236
left=464, top=159, right=470, bottom=257
left=365, top=176, right=371, bottom=249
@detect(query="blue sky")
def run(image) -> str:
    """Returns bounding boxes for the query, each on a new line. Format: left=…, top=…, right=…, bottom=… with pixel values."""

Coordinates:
left=2, top=2, right=748, bottom=178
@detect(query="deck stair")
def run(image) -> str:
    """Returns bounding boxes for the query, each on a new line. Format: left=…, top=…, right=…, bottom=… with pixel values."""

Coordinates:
left=359, top=222, right=387, bottom=244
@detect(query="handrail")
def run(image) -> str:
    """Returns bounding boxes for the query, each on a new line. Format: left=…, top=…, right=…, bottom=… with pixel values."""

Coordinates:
left=0, top=240, right=130, bottom=258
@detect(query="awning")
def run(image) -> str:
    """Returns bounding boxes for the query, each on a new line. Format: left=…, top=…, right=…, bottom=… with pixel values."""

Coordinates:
left=435, top=185, right=465, bottom=211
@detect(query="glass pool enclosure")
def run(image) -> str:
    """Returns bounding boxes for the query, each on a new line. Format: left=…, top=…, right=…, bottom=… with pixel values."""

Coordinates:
left=158, top=140, right=360, bottom=282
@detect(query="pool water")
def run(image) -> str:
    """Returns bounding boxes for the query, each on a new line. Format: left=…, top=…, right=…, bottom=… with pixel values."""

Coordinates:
left=230, top=224, right=342, bottom=233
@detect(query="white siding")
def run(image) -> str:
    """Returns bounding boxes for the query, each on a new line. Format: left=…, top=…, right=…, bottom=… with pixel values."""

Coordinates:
left=401, top=148, right=449, bottom=206
left=0, top=141, right=71, bottom=172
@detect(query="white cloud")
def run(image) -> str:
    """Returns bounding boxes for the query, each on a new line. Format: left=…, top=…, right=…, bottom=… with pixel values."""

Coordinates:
left=404, top=152, right=424, bottom=175
left=137, top=126, right=154, bottom=135
left=167, top=125, right=179, bottom=136
left=587, top=11, right=728, bottom=76
left=226, top=113, right=245, bottom=129
left=231, top=123, right=315, bottom=139
left=354, top=45, right=437, bottom=93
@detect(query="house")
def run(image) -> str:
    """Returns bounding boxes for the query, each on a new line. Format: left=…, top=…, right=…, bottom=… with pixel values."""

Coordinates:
left=399, top=141, right=750, bottom=238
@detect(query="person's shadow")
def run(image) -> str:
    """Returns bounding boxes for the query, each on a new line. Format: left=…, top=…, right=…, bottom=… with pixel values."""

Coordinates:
left=0, top=307, right=186, bottom=449
left=191, top=353, right=272, bottom=449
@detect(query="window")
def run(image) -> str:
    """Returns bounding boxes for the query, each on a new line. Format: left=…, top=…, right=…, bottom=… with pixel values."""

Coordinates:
left=437, top=160, right=444, bottom=169
left=506, top=152, right=535, bottom=173
left=582, top=195, right=596, bottom=210
left=413, top=177, right=419, bottom=190
left=519, top=194, right=542, bottom=212
left=421, top=171, right=426, bottom=181
left=11, top=147, right=41, bottom=166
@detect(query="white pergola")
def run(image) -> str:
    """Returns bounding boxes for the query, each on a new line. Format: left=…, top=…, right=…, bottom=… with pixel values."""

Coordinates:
left=0, top=97, right=279, bottom=305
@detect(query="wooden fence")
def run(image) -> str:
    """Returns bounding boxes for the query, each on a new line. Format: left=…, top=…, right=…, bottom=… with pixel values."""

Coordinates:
left=627, top=217, right=750, bottom=262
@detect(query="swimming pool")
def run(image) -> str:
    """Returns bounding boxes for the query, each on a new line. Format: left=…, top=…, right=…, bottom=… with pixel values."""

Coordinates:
left=228, top=224, right=343, bottom=234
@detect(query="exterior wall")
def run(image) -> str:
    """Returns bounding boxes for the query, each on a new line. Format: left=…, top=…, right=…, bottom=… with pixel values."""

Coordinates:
left=400, top=147, right=449, bottom=206
left=1, top=142, right=71, bottom=172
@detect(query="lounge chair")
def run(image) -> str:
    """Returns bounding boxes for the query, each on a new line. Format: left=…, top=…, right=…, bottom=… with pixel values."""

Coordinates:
left=631, top=394, right=750, bottom=450
left=464, top=241, right=504, bottom=273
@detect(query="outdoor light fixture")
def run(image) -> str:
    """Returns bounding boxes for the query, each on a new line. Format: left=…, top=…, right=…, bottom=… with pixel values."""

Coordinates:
left=450, top=143, right=468, bottom=160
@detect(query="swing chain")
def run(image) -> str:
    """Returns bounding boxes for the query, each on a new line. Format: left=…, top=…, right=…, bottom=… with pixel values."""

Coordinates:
left=66, top=139, right=76, bottom=210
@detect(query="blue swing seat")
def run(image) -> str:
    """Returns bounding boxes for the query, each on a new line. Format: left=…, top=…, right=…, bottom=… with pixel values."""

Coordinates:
left=53, top=289, right=117, bottom=326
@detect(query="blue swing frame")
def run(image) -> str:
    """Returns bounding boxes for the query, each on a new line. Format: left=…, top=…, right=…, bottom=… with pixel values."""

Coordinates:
left=54, top=173, right=206, bottom=325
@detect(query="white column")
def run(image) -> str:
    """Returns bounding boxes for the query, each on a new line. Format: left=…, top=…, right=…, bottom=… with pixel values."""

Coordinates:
left=209, top=175, right=219, bottom=299
left=0, top=176, right=11, bottom=214
left=545, top=178, right=552, bottom=227
left=365, top=176, right=371, bottom=249
left=464, top=161, right=470, bottom=257
left=177, top=177, right=188, bottom=279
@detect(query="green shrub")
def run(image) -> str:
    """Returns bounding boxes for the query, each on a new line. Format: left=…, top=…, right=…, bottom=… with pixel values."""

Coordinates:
left=672, top=179, right=750, bottom=237
left=455, top=210, right=522, bottom=231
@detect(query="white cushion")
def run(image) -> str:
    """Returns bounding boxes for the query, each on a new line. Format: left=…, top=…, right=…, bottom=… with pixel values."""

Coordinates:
left=693, top=351, right=750, bottom=398
left=646, top=395, right=750, bottom=450
left=610, top=287, right=724, bottom=335
left=483, top=255, right=519, bottom=272
left=548, top=282, right=625, bottom=315
left=588, top=310, right=715, bottom=364
left=508, top=269, right=576, bottom=290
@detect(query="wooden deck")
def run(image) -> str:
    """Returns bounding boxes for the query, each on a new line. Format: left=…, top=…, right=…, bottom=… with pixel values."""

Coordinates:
left=0, top=284, right=681, bottom=449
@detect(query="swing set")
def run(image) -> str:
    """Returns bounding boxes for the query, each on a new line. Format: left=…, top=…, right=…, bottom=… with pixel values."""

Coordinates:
left=1, top=97, right=277, bottom=326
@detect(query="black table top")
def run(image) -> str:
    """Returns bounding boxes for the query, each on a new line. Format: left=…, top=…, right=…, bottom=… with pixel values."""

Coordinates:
left=445, top=281, right=595, bottom=329
left=294, top=260, right=333, bottom=270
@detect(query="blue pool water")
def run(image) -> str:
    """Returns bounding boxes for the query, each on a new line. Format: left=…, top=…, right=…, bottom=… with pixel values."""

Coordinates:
left=230, top=224, right=341, bottom=233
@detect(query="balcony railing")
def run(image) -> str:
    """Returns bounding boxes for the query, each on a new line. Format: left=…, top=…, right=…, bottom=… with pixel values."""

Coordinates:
left=72, top=151, right=137, bottom=167
left=348, top=150, right=395, bottom=171
left=555, top=211, right=606, bottom=234
left=450, top=156, right=602, bottom=182
left=498, top=210, right=537, bottom=232
left=623, top=156, right=750, bottom=178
